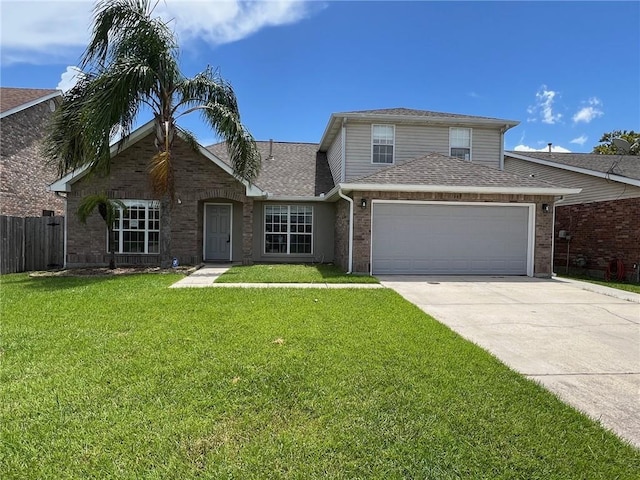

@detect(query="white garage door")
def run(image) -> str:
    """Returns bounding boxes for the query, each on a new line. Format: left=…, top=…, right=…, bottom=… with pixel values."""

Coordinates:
left=372, top=202, right=531, bottom=275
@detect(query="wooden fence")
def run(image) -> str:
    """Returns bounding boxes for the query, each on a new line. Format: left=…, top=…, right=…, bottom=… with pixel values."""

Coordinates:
left=0, top=215, right=65, bottom=274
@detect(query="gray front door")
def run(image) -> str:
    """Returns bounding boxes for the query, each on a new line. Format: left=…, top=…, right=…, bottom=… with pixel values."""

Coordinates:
left=204, top=204, right=231, bottom=261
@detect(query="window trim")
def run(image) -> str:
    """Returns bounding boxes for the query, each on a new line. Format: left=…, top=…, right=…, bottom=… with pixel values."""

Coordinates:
left=371, top=124, right=395, bottom=165
left=108, top=199, right=160, bottom=255
left=263, top=204, right=314, bottom=256
left=449, top=127, right=472, bottom=161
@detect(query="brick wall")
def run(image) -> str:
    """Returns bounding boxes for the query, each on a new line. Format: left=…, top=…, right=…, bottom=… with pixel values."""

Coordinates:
left=0, top=101, right=64, bottom=216
left=334, top=199, right=349, bottom=271
left=344, top=191, right=556, bottom=277
left=66, top=132, right=248, bottom=267
left=554, top=197, right=640, bottom=280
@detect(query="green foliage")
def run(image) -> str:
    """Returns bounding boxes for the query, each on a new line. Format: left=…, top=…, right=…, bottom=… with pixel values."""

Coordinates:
left=77, top=194, right=127, bottom=269
left=1, top=274, right=638, bottom=478
left=592, top=130, right=640, bottom=155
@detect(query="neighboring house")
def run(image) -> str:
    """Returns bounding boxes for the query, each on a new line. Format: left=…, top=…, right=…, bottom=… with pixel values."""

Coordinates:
left=50, top=108, right=576, bottom=276
left=1, top=87, right=64, bottom=217
left=505, top=151, right=640, bottom=280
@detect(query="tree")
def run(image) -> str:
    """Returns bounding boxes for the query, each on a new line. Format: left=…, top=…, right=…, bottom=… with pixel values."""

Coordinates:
left=77, top=194, right=127, bottom=269
left=43, top=0, right=260, bottom=267
left=592, top=130, right=640, bottom=155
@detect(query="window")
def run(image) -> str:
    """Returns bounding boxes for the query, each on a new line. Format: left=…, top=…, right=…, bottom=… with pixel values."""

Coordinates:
left=112, top=200, right=160, bottom=254
left=265, top=205, right=313, bottom=254
left=372, top=124, right=394, bottom=164
left=450, top=127, right=472, bottom=160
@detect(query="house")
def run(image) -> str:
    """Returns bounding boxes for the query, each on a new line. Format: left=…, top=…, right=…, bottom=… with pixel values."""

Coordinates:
left=50, top=108, right=577, bottom=276
left=505, top=151, right=640, bottom=280
left=1, top=87, right=65, bottom=217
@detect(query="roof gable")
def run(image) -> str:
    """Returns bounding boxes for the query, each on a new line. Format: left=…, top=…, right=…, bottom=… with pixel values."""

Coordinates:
left=1, top=87, right=61, bottom=118
left=506, top=151, right=640, bottom=185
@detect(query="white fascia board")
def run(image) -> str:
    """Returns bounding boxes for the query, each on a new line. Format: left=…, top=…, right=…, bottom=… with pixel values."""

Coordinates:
left=506, top=152, right=640, bottom=187
left=318, top=114, right=341, bottom=151
left=339, top=182, right=581, bottom=196
left=256, top=195, right=327, bottom=202
left=48, top=164, right=90, bottom=192
left=0, top=90, right=63, bottom=119
left=338, top=112, right=520, bottom=128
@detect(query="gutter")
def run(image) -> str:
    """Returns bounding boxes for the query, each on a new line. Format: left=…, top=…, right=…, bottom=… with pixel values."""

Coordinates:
left=338, top=183, right=581, bottom=196
left=337, top=188, right=354, bottom=273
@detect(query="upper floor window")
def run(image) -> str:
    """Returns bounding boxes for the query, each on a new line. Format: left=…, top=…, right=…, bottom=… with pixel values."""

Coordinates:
left=112, top=200, right=160, bottom=254
left=372, top=124, right=395, bottom=164
left=450, top=127, right=472, bottom=161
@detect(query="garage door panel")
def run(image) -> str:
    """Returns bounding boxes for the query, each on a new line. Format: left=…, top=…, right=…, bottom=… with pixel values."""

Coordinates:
left=372, top=203, right=529, bottom=275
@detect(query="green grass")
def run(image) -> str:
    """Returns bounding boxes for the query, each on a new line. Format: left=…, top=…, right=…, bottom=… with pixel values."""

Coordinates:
left=559, top=274, right=640, bottom=294
left=216, top=263, right=379, bottom=283
left=1, top=273, right=638, bottom=479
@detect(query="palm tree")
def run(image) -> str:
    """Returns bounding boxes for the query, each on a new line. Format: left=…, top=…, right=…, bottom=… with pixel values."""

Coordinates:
left=43, top=0, right=260, bottom=267
left=77, top=194, right=127, bottom=269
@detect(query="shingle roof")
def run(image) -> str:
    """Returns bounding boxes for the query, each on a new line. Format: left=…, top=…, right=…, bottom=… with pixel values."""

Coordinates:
left=506, top=151, right=640, bottom=181
left=207, top=141, right=334, bottom=196
left=1, top=87, right=59, bottom=113
left=351, top=152, right=562, bottom=189
left=339, top=107, right=516, bottom=123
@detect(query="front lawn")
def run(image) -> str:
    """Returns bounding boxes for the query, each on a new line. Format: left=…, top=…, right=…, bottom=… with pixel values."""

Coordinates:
left=1, top=273, right=638, bottom=479
left=216, top=263, right=379, bottom=283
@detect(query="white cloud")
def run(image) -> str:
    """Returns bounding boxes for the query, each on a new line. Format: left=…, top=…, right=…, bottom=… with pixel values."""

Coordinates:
left=572, top=97, right=603, bottom=123
left=57, top=66, right=84, bottom=92
left=514, top=144, right=571, bottom=153
left=1, top=0, right=320, bottom=64
left=570, top=135, right=588, bottom=146
left=527, top=85, right=562, bottom=124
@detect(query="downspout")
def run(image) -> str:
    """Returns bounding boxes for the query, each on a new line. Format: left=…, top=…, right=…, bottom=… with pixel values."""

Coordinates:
left=338, top=188, right=353, bottom=274
left=340, top=118, right=346, bottom=183
left=499, top=125, right=507, bottom=170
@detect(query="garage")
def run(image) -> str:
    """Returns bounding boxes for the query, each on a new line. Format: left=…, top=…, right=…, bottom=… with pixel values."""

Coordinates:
left=371, top=201, right=533, bottom=275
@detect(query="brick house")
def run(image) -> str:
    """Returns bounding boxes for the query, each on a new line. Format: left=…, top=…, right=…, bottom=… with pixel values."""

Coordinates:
left=50, top=108, right=577, bottom=276
left=1, top=87, right=64, bottom=217
left=505, top=151, right=640, bottom=280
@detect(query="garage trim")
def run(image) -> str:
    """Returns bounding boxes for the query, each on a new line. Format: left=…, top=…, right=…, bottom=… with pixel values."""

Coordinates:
left=370, top=200, right=536, bottom=276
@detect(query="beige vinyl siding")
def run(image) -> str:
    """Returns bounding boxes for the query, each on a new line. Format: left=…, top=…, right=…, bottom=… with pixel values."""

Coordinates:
left=327, top=128, right=343, bottom=184
left=470, top=128, right=502, bottom=168
left=504, top=157, right=640, bottom=204
left=344, top=122, right=503, bottom=181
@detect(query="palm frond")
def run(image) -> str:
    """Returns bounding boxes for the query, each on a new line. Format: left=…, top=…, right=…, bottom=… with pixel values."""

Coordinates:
left=149, top=150, right=174, bottom=197
left=77, top=194, right=126, bottom=225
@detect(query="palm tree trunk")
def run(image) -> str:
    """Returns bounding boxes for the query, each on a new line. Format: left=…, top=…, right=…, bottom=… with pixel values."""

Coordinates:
left=160, top=195, right=172, bottom=268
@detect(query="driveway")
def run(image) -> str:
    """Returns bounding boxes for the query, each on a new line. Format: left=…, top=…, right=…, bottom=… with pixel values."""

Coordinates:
left=379, top=275, right=640, bottom=448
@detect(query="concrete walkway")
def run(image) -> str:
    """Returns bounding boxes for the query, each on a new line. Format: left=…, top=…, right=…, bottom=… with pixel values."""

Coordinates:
left=170, top=264, right=383, bottom=289
left=379, top=275, right=640, bottom=448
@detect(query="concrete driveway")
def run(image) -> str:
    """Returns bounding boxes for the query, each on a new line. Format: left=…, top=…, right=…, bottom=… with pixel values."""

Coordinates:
left=379, top=275, right=640, bottom=448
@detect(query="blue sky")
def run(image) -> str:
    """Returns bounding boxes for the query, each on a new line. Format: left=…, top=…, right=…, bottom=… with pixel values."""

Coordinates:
left=2, top=1, right=639, bottom=152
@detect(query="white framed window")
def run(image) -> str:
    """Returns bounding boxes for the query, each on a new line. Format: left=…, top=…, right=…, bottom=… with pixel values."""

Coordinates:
left=264, top=205, right=313, bottom=254
left=450, top=127, right=472, bottom=161
left=112, top=200, right=160, bottom=254
left=372, top=124, right=395, bottom=164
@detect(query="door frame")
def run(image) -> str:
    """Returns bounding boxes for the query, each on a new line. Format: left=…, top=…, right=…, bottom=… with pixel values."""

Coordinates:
left=370, top=200, right=535, bottom=277
left=203, top=202, right=233, bottom=262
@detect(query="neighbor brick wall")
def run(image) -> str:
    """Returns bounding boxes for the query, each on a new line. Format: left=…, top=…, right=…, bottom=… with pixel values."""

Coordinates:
left=554, top=198, right=640, bottom=280
left=66, top=133, right=248, bottom=267
left=345, top=191, right=556, bottom=277
left=334, top=199, right=349, bottom=271
left=0, top=101, right=64, bottom=216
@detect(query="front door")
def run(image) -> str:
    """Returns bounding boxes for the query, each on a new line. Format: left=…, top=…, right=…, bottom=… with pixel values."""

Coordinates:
left=204, top=204, right=231, bottom=261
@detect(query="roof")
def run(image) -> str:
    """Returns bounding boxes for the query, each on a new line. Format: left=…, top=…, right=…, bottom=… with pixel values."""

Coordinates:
left=0, top=87, right=61, bottom=117
left=319, top=107, right=519, bottom=151
left=506, top=151, right=640, bottom=184
left=208, top=141, right=334, bottom=197
left=338, top=152, right=578, bottom=196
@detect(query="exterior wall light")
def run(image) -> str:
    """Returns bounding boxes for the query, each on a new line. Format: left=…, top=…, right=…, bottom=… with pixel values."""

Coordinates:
left=360, top=198, right=367, bottom=209
left=542, top=203, right=550, bottom=213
